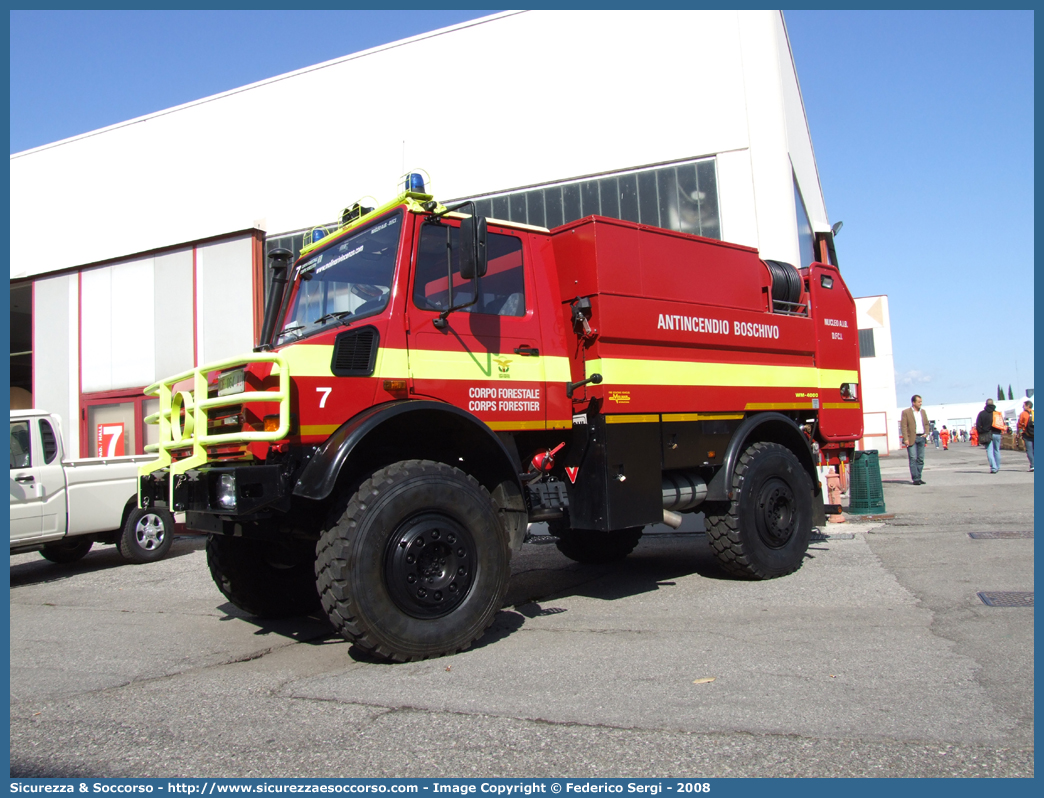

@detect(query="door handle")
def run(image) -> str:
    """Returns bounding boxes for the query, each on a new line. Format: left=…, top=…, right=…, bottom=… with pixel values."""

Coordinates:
left=514, top=345, right=540, bottom=357
left=15, top=474, right=34, bottom=484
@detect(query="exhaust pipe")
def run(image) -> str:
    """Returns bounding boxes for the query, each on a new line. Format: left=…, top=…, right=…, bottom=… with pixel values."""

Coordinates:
left=662, top=470, right=708, bottom=512
left=662, top=509, right=684, bottom=529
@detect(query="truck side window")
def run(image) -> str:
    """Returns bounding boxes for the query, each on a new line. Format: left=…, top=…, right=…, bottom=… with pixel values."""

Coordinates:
left=10, top=421, right=31, bottom=469
left=39, top=419, right=58, bottom=464
left=413, top=224, right=525, bottom=316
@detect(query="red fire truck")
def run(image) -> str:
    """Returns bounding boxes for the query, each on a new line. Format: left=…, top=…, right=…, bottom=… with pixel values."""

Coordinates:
left=139, top=176, right=861, bottom=661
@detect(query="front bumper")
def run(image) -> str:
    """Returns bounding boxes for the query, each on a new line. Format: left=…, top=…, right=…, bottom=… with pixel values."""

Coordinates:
left=140, top=464, right=290, bottom=517
left=138, top=352, right=291, bottom=511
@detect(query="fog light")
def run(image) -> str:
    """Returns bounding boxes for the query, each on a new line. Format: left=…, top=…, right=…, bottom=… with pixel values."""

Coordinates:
left=264, top=415, right=281, bottom=433
left=216, top=474, right=236, bottom=510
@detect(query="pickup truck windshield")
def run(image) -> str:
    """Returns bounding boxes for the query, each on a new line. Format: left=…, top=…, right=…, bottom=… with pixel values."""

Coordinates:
left=277, top=211, right=403, bottom=344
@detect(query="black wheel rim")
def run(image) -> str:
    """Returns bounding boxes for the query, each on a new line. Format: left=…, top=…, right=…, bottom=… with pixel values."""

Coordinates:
left=754, top=477, right=796, bottom=549
left=385, top=513, right=476, bottom=619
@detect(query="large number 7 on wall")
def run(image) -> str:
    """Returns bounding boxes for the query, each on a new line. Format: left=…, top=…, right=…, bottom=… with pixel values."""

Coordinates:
left=316, top=387, right=332, bottom=409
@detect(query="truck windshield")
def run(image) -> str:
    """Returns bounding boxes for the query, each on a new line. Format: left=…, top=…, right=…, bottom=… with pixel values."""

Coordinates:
left=277, top=211, right=403, bottom=344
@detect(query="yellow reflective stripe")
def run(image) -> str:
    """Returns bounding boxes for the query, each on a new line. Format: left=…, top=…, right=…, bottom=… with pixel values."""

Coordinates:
left=606, top=414, right=660, bottom=424
left=662, top=413, right=744, bottom=422
left=280, top=346, right=407, bottom=379
left=408, top=350, right=571, bottom=382
left=282, top=344, right=334, bottom=377
left=302, top=419, right=574, bottom=436
left=486, top=420, right=555, bottom=431
left=822, top=403, right=861, bottom=410
left=299, top=424, right=341, bottom=436
left=745, top=402, right=814, bottom=410
left=409, top=349, right=543, bottom=381
left=375, top=347, right=409, bottom=379
left=586, top=358, right=858, bottom=389
left=543, top=357, right=572, bottom=383
left=279, top=344, right=569, bottom=383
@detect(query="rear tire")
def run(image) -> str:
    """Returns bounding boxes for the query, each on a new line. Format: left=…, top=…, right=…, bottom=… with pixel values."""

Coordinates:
left=41, top=537, right=93, bottom=564
left=316, top=459, right=511, bottom=662
left=550, top=524, right=643, bottom=564
left=119, top=508, right=175, bottom=563
left=206, top=535, right=320, bottom=618
left=705, top=441, right=813, bottom=579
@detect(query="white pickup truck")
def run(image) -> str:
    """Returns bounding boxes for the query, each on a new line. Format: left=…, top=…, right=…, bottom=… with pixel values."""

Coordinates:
left=10, top=410, right=175, bottom=564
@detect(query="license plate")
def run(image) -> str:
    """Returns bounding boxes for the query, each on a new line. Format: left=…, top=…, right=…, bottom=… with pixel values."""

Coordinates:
left=217, top=369, right=246, bottom=397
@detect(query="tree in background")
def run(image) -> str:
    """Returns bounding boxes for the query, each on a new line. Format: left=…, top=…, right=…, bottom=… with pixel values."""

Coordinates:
left=998, top=384, right=1005, bottom=401
left=1008, top=385, right=1014, bottom=400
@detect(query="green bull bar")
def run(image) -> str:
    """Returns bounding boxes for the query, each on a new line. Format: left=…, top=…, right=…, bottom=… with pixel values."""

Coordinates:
left=138, top=352, right=291, bottom=508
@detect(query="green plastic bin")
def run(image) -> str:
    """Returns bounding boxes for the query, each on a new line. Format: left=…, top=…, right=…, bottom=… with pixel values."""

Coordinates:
left=847, top=449, right=886, bottom=515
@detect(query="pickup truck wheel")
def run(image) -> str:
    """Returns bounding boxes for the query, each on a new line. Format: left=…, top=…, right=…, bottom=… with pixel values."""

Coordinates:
left=41, top=538, right=93, bottom=564
left=549, top=524, right=643, bottom=564
left=705, top=441, right=813, bottom=579
left=206, top=535, right=320, bottom=618
left=316, top=459, right=511, bottom=662
left=118, top=508, right=175, bottom=563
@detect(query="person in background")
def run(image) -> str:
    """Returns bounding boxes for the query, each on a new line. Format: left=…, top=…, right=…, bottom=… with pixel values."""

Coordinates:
left=976, top=398, right=1004, bottom=474
left=1016, top=400, right=1034, bottom=473
left=940, top=426, right=950, bottom=450
left=932, top=425, right=941, bottom=448
left=901, top=394, right=930, bottom=485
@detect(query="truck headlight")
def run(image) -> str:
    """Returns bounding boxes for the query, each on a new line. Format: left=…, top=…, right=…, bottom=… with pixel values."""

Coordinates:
left=216, top=473, right=237, bottom=510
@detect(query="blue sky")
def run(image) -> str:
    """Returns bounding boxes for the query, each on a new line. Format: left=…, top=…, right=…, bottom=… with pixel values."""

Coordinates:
left=9, top=10, right=1034, bottom=406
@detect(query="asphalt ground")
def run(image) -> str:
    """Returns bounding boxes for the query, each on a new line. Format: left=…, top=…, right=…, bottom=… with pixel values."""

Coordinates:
left=9, top=442, right=1034, bottom=778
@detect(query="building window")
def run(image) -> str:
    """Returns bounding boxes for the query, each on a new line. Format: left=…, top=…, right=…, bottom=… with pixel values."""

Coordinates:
left=263, top=159, right=720, bottom=307
left=470, top=158, right=720, bottom=238
left=10, top=283, right=32, bottom=407
left=858, top=328, right=876, bottom=358
left=794, top=174, right=815, bottom=268
left=80, top=390, right=154, bottom=458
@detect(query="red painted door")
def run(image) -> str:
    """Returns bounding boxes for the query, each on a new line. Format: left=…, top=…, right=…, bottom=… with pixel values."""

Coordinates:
left=406, top=217, right=548, bottom=434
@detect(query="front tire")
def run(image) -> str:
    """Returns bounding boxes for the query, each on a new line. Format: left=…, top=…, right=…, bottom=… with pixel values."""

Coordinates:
left=119, top=508, right=175, bottom=563
left=550, top=524, right=643, bottom=564
left=206, top=535, right=321, bottom=618
left=705, top=441, right=813, bottom=579
left=316, top=459, right=511, bottom=662
left=41, top=537, right=93, bottom=564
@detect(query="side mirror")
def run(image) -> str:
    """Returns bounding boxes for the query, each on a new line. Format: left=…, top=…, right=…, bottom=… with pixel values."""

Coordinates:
left=459, top=214, right=487, bottom=280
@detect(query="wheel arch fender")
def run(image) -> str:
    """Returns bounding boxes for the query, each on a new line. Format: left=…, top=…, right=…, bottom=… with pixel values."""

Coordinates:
left=707, top=412, right=820, bottom=504
left=293, top=400, right=528, bottom=547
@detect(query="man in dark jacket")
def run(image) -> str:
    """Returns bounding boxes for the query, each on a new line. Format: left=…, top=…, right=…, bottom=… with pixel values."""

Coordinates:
left=901, top=395, right=931, bottom=484
left=975, top=398, right=1002, bottom=473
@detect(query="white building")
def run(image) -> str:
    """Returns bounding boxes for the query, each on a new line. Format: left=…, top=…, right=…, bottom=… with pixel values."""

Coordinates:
left=854, top=295, right=900, bottom=454
left=11, top=10, right=862, bottom=457
left=920, top=397, right=1032, bottom=438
